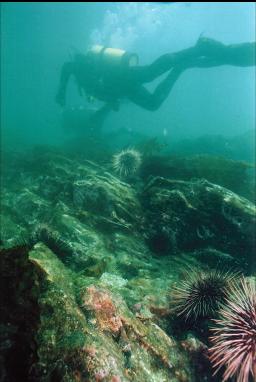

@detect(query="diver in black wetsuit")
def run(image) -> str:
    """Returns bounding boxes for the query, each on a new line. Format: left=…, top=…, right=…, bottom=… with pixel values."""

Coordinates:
left=56, top=37, right=255, bottom=112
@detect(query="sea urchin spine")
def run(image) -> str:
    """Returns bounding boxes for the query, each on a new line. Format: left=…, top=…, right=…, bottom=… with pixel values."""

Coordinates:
left=171, top=268, right=237, bottom=322
left=209, top=277, right=256, bottom=382
left=112, top=148, right=141, bottom=178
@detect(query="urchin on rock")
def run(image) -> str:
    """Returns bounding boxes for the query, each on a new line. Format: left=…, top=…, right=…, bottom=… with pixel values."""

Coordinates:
left=113, top=148, right=142, bottom=178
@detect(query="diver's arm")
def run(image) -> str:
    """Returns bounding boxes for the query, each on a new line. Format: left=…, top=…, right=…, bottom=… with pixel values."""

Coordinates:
left=56, top=62, right=74, bottom=106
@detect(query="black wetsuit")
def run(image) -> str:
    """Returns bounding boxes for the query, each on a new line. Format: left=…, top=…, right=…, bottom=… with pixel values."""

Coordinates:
left=56, top=38, right=255, bottom=111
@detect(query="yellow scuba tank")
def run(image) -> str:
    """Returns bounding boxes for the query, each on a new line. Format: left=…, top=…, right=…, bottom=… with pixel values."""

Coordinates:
left=87, top=45, right=139, bottom=69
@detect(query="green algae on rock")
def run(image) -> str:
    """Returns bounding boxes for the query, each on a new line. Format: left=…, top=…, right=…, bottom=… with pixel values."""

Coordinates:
left=141, top=177, right=255, bottom=264
left=1, top=242, right=195, bottom=382
left=140, top=154, right=255, bottom=202
left=1, top=148, right=255, bottom=381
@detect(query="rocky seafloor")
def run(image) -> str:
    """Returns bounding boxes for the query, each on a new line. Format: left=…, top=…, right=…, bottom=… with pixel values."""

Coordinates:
left=0, top=144, right=255, bottom=382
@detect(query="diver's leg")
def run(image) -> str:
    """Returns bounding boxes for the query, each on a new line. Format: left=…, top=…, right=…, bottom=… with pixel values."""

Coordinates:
left=128, top=38, right=226, bottom=83
left=224, top=42, right=256, bottom=67
left=182, top=47, right=256, bottom=69
left=129, top=46, right=202, bottom=84
left=129, top=39, right=256, bottom=84
left=195, top=37, right=256, bottom=67
left=128, top=67, right=183, bottom=111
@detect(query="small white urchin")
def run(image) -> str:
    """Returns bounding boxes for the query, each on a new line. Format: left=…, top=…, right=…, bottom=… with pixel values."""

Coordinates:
left=113, top=148, right=142, bottom=178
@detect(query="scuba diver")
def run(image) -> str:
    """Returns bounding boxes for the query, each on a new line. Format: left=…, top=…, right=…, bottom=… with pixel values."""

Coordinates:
left=56, top=37, right=255, bottom=112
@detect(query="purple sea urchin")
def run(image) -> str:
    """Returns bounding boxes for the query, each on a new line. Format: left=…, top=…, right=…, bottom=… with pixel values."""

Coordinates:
left=171, top=269, right=237, bottom=322
left=113, top=148, right=141, bottom=178
left=209, top=277, right=256, bottom=382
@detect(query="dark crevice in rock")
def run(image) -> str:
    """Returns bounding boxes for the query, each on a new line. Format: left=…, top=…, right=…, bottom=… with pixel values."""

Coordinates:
left=0, top=246, right=41, bottom=382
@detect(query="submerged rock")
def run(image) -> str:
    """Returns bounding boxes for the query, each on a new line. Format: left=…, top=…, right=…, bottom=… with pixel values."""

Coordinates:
left=0, top=243, right=195, bottom=382
left=72, top=171, right=141, bottom=231
left=142, top=177, right=255, bottom=266
left=0, top=245, right=40, bottom=381
left=140, top=154, right=255, bottom=202
left=1, top=148, right=255, bottom=381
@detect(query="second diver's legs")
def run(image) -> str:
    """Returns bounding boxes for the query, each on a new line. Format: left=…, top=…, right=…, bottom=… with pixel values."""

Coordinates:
left=127, top=67, right=184, bottom=111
